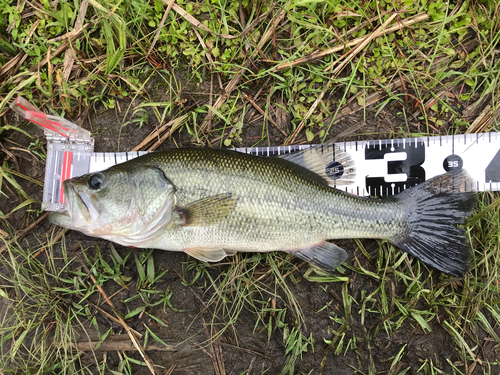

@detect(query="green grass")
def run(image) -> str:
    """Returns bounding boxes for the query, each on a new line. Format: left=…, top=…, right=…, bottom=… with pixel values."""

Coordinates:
left=0, top=238, right=82, bottom=373
left=1, top=0, right=500, bottom=373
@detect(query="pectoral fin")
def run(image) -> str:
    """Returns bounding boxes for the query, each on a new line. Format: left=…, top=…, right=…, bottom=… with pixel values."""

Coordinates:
left=291, top=241, right=348, bottom=273
left=184, top=246, right=229, bottom=262
left=176, top=193, right=238, bottom=226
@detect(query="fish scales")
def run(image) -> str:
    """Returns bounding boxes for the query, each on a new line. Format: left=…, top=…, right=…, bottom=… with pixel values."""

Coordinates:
left=139, top=149, right=405, bottom=252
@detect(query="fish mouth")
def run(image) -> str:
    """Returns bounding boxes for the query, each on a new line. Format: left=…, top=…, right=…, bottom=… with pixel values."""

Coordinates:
left=49, top=180, right=99, bottom=229
left=48, top=210, right=72, bottom=227
left=48, top=180, right=77, bottom=228
left=64, top=179, right=76, bottom=218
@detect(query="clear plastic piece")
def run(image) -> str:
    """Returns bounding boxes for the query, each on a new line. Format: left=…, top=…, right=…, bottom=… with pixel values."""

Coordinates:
left=11, top=97, right=92, bottom=140
left=11, top=97, right=95, bottom=212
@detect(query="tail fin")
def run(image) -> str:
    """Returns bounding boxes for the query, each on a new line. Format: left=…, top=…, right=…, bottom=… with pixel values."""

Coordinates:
left=390, top=170, right=477, bottom=277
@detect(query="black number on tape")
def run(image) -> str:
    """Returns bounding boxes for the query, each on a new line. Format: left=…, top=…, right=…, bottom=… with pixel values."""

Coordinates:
left=443, top=154, right=463, bottom=173
left=325, top=161, right=344, bottom=180
left=485, top=149, right=500, bottom=183
left=364, top=140, right=425, bottom=196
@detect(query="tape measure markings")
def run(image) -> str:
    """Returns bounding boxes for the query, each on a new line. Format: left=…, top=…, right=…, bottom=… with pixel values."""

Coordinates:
left=42, top=133, right=500, bottom=212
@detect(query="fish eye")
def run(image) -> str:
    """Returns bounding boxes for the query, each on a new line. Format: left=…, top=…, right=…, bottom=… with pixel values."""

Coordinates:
left=88, top=173, right=104, bottom=190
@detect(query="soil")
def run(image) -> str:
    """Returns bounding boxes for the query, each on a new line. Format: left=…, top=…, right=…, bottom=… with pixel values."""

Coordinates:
left=1, top=73, right=498, bottom=375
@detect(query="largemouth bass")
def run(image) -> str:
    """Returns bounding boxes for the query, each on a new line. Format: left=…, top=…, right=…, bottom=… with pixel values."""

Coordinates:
left=49, top=147, right=477, bottom=276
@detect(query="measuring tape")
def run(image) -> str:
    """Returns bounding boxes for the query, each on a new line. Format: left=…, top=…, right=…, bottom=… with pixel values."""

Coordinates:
left=10, top=97, right=500, bottom=212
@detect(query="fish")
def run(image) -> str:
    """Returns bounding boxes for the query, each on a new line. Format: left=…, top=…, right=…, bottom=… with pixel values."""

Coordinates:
left=49, top=147, right=477, bottom=276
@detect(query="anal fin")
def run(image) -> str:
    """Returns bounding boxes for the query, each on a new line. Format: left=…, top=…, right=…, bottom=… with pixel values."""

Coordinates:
left=291, top=241, right=348, bottom=273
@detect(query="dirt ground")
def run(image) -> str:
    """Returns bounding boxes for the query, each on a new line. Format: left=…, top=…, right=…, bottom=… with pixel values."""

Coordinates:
left=1, top=73, right=498, bottom=375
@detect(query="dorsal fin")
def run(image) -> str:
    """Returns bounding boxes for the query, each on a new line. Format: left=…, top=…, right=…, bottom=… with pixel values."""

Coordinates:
left=277, top=145, right=356, bottom=187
